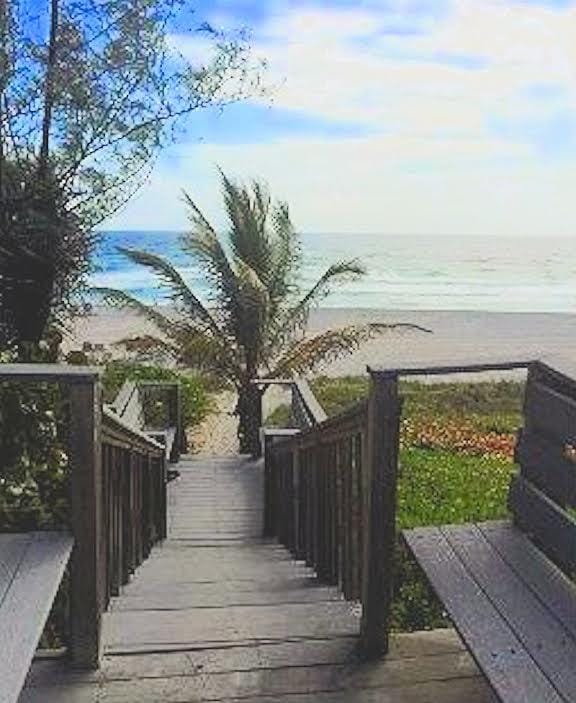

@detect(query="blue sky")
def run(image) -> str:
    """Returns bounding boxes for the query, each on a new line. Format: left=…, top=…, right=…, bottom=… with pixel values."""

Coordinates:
left=106, top=0, right=576, bottom=236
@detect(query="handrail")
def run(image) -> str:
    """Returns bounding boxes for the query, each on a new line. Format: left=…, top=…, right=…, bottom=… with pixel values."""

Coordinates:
left=0, top=364, right=100, bottom=381
left=368, top=358, right=534, bottom=377
left=108, top=379, right=138, bottom=416
left=258, top=376, right=328, bottom=432
left=293, top=378, right=327, bottom=425
left=102, top=406, right=164, bottom=452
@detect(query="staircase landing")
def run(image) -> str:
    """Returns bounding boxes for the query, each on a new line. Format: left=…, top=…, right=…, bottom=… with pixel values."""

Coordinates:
left=22, top=455, right=492, bottom=702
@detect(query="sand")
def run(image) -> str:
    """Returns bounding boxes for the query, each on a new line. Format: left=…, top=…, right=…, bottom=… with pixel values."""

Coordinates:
left=65, top=306, right=576, bottom=381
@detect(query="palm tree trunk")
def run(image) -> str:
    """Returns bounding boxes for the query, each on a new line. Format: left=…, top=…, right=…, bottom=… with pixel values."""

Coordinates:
left=236, top=382, right=263, bottom=457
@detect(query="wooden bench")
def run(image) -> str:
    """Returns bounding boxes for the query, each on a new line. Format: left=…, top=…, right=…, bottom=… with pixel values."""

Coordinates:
left=403, top=361, right=576, bottom=703
left=0, top=531, right=73, bottom=703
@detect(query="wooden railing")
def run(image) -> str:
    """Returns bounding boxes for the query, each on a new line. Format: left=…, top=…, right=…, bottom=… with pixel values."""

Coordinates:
left=0, top=365, right=185, bottom=670
left=101, top=408, right=166, bottom=605
left=263, top=359, right=537, bottom=657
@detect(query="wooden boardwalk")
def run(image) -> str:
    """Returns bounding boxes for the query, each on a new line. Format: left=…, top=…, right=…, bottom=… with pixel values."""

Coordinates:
left=22, top=455, right=493, bottom=702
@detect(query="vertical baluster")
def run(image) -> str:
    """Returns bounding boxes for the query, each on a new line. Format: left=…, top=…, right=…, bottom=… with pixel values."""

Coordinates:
left=121, top=448, right=130, bottom=585
left=335, top=438, right=344, bottom=590
left=322, top=441, right=331, bottom=583
left=136, top=453, right=143, bottom=567
left=322, top=442, right=331, bottom=581
left=350, top=432, right=361, bottom=601
left=328, top=441, right=338, bottom=586
left=311, top=444, right=320, bottom=571
left=293, top=443, right=301, bottom=558
left=104, top=444, right=112, bottom=607
left=356, top=430, right=365, bottom=596
left=113, top=446, right=121, bottom=596
left=305, top=448, right=313, bottom=566
left=343, top=436, right=353, bottom=600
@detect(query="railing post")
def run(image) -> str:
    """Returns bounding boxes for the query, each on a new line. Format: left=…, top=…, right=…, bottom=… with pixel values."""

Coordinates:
left=359, top=371, right=402, bottom=658
left=68, top=376, right=104, bottom=669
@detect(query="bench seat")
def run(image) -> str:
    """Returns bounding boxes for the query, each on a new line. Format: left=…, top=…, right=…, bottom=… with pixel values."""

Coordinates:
left=0, top=532, right=73, bottom=703
left=403, top=520, right=576, bottom=703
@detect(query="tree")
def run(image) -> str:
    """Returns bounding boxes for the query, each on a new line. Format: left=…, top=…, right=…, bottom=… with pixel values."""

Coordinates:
left=98, top=173, right=426, bottom=455
left=0, top=0, right=261, bottom=351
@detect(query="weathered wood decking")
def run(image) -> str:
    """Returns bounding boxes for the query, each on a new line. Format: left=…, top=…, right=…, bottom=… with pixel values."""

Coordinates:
left=22, top=456, right=493, bottom=702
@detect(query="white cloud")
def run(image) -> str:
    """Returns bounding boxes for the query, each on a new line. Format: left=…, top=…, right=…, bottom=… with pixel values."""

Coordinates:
left=248, top=0, right=576, bottom=133
left=108, top=134, right=576, bottom=237
left=107, top=1, right=576, bottom=235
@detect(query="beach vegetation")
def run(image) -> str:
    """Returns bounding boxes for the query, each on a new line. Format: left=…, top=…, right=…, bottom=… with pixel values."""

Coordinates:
left=0, top=0, right=262, bottom=353
left=97, top=173, right=424, bottom=454
left=267, top=376, right=524, bottom=630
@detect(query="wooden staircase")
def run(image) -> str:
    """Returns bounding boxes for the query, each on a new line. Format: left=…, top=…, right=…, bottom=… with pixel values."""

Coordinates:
left=21, top=454, right=491, bottom=702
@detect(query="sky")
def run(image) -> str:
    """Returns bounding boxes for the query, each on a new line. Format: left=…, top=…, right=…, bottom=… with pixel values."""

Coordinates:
left=105, top=0, right=576, bottom=237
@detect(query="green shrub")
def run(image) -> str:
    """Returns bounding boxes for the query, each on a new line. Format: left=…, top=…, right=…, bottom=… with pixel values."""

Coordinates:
left=0, top=381, right=69, bottom=531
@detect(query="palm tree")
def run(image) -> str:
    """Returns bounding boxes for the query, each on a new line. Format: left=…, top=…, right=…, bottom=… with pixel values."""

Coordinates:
left=98, top=173, right=422, bottom=455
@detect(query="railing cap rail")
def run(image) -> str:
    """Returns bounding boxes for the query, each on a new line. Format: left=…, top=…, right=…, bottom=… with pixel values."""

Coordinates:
left=102, top=406, right=165, bottom=451
left=367, top=358, right=536, bottom=378
left=293, top=378, right=328, bottom=424
left=0, top=364, right=101, bottom=382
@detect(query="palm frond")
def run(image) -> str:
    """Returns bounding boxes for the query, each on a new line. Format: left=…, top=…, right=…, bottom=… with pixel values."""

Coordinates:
left=117, top=247, right=223, bottom=339
left=268, top=200, right=300, bottom=305
left=181, top=189, right=244, bottom=332
left=234, top=258, right=271, bottom=368
left=269, top=323, right=431, bottom=377
left=266, top=259, right=367, bottom=363
left=220, top=171, right=272, bottom=283
left=93, top=287, right=177, bottom=337
left=96, top=286, right=242, bottom=377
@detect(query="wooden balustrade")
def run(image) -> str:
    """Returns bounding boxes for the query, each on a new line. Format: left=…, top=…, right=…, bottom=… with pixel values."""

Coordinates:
left=263, top=360, right=539, bottom=658
left=0, top=365, right=183, bottom=670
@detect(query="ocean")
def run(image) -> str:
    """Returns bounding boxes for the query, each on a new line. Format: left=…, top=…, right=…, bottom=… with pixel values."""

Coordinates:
left=92, top=231, right=576, bottom=314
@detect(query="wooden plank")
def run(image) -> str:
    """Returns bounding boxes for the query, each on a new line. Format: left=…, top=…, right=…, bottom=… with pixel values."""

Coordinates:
left=20, top=678, right=492, bottom=703
left=508, top=475, right=576, bottom=571
left=443, top=523, right=576, bottom=701
left=0, top=534, right=29, bottom=605
left=360, top=373, right=401, bottom=657
left=515, top=429, right=576, bottom=506
left=23, top=649, right=486, bottom=703
left=0, top=532, right=73, bottom=703
left=103, top=601, right=359, bottom=653
left=27, top=630, right=467, bottom=687
left=403, top=526, right=564, bottom=703
left=478, top=522, right=576, bottom=643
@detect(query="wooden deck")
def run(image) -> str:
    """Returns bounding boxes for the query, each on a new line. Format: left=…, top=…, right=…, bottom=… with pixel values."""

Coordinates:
left=21, top=455, right=493, bottom=702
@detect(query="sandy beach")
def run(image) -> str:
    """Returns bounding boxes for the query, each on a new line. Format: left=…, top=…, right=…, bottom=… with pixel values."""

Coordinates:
left=66, top=306, right=576, bottom=381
